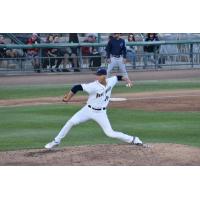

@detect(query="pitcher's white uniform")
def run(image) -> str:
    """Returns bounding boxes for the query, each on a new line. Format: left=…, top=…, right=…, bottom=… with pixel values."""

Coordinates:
left=54, top=76, right=134, bottom=144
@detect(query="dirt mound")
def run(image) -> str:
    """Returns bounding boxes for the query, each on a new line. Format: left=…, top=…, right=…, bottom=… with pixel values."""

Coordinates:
left=0, top=143, right=200, bottom=166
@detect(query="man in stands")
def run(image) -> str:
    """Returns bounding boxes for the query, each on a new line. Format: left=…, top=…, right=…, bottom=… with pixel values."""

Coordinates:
left=26, top=33, right=41, bottom=73
left=81, top=34, right=96, bottom=68
left=143, top=33, right=161, bottom=69
left=0, top=34, right=7, bottom=67
left=62, top=33, right=80, bottom=72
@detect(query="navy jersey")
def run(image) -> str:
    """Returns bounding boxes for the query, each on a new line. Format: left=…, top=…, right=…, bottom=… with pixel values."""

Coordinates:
left=106, top=38, right=126, bottom=58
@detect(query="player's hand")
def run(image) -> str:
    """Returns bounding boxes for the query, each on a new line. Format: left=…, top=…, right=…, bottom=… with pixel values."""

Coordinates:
left=62, top=91, right=74, bottom=103
left=107, top=58, right=111, bottom=63
left=126, top=79, right=133, bottom=88
left=123, top=58, right=127, bottom=64
left=62, top=94, right=69, bottom=103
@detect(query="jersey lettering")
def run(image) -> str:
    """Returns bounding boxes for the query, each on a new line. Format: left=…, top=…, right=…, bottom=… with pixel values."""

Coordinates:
left=104, top=96, right=109, bottom=101
left=96, top=93, right=103, bottom=98
left=106, top=86, right=111, bottom=93
left=81, top=77, right=118, bottom=108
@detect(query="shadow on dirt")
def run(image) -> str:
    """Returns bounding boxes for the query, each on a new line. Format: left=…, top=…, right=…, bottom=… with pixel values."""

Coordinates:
left=24, top=149, right=64, bottom=157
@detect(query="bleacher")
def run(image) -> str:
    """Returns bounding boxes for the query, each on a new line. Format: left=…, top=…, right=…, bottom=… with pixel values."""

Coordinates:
left=1, top=33, right=200, bottom=73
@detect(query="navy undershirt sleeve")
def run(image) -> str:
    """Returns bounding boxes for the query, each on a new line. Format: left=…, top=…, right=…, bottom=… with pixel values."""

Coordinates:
left=71, top=84, right=83, bottom=94
left=117, top=75, right=123, bottom=81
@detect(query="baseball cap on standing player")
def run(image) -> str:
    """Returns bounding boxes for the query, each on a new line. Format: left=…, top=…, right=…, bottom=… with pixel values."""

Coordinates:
left=96, top=68, right=107, bottom=76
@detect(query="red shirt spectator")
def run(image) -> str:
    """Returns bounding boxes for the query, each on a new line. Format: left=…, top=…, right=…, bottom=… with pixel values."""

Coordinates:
left=26, top=33, right=40, bottom=55
left=81, top=35, right=96, bottom=56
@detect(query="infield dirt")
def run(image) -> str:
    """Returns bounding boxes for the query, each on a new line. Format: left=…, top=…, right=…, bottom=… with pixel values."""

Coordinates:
left=0, top=143, right=200, bottom=166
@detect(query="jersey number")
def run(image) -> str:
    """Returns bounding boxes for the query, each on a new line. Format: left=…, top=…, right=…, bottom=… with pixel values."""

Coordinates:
left=104, top=96, right=109, bottom=101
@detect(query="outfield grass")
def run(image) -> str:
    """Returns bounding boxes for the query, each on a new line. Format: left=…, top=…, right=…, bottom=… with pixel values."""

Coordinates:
left=0, top=78, right=200, bottom=99
left=0, top=104, right=200, bottom=151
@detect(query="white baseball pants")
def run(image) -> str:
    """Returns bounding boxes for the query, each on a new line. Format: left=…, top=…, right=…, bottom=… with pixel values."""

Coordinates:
left=107, top=57, right=128, bottom=78
left=54, top=105, right=134, bottom=144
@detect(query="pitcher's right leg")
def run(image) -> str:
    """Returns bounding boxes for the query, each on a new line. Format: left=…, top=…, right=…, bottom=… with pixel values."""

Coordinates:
left=45, top=106, right=90, bottom=149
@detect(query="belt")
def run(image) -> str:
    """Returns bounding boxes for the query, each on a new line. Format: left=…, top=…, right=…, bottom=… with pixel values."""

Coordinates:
left=88, top=105, right=106, bottom=111
left=112, top=55, right=121, bottom=58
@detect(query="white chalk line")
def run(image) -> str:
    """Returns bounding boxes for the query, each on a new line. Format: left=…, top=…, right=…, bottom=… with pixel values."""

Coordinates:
left=126, top=94, right=200, bottom=101
left=1, top=93, right=200, bottom=108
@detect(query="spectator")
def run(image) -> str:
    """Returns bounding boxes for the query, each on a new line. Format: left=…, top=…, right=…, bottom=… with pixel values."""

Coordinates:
left=0, top=35, right=24, bottom=68
left=26, top=33, right=41, bottom=72
left=0, top=34, right=6, bottom=57
left=62, top=33, right=80, bottom=72
left=5, top=48, right=24, bottom=69
left=69, top=33, right=80, bottom=72
left=86, top=33, right=98, bottom=39
left=0, top=34, right=7, bottom=67
left=58, top=46, right=70, bottom=72
left=52, top=35, right=64, bottom=72
left=42, top=34, right=63, bottom=72
left=143, top=33, right=161, bottom=68
left=12, top=33, right=30, bottom=44
left=89, top=47, right=101, bottom=71
left=126, top=33, right=137, bottom=68
left=81, top=34, right=96, bottom=67
left=42, top=34, right=54, bottom=71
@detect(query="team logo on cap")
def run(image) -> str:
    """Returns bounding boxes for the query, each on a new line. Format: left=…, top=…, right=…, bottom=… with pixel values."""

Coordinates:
left=96, top=68, right=107, bottom=75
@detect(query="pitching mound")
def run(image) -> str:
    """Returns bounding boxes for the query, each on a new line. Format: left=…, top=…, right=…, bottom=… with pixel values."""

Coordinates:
left=0, top=143, right=200, bottom=166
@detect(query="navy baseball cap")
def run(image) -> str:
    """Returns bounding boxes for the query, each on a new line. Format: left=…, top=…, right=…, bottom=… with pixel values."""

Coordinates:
left=96, top=68, right=107, bottom=76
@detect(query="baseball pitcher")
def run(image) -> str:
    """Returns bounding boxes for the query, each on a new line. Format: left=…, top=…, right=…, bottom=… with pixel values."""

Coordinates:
left=45, top=68, right=143, bottom=149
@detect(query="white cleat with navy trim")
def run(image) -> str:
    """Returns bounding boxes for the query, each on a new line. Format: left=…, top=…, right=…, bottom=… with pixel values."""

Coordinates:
left=45, top=140, right=60, bottom=149
left=132, top=136, right=143, bottom=146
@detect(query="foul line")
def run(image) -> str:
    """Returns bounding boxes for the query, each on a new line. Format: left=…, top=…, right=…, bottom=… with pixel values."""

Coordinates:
left=127, top=94, right=200, bottom=101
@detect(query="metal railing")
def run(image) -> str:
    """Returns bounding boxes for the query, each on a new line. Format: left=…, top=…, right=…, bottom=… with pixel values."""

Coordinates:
left=1, top=40, right=200, bottom=73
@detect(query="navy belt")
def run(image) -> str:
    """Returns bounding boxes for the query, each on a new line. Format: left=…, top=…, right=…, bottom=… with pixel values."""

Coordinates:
left=112, top=55, right=121, bottom=58
left=88, top=105, right=106, bottom=111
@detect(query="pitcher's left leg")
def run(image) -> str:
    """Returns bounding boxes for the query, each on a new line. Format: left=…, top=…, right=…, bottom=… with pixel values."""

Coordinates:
left=93, top=111, right=139, bottom=144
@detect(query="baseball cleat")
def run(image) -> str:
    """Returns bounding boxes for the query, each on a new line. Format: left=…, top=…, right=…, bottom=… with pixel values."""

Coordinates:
left=45, top=140, right=60, bottom=149
left=132, top=136, right=143, bottom=146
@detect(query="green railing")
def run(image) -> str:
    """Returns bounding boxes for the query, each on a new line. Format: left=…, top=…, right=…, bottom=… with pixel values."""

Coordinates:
left=1, top=39, right=200, bottom=49
left=0, top=40, right=200, bottom=73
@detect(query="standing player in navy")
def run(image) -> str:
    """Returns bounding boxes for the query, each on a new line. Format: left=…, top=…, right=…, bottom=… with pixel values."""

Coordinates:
left=106, top=33, right=130, bottom=82
left=45, top=68, right=143, bottom=149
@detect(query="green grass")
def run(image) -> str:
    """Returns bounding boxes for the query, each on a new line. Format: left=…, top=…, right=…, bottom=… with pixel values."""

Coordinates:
left=0, top=78, right=200, bottom=151
left=0, top=104, right=200, bottom=151
left=0, top=78, right=200, bottom=100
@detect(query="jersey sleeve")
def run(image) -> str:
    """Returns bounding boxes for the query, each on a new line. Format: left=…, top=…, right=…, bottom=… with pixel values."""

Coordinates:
left=108, top=76, right=118, bottom=88
left=81, top=82, right=96, bottom=94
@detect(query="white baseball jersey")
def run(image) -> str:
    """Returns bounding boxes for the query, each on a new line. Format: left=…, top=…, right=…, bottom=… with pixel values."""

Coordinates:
left=81, top=76, right=118, bottom=109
